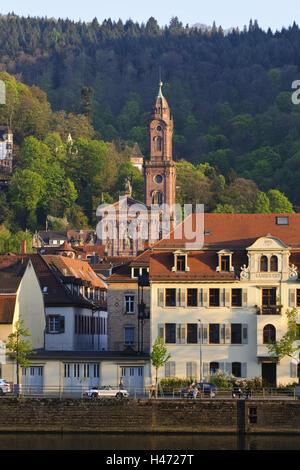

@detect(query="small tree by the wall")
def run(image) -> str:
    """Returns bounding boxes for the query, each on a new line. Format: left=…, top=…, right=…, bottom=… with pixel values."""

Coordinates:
left=5, top=315, right=35, bottom=395
left=267, top=307, right=300, bottom=384
left=150, top=337, right=171, bottom=398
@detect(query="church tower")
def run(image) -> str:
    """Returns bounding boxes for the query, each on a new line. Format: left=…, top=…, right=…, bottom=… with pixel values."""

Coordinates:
left=144, top=81, right=176, bottom=211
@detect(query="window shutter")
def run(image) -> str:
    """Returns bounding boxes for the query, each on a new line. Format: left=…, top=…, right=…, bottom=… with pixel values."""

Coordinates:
left=225, top=362, right=231, bottom=375
left=176, top=324, right=186, bottom=344
left=123, top=295, right=127, bottom=314
left=158, top=288, right=164, bottom=307
left=242, top=289, right=248, bottom=307
left=241, top=363, right=247, bottom=378
left=198, top=289, right=202, bottom=306
left=220, top=324, right=226, bottom=344
left=202, top=288, right=208, bottom=308
left=221, top=289, right=225, bottom=306
left=203, top=362, right=209, bottom=379
left=290, top=289, right=296, bottom=308
left=180, top=289, right=186, bottom=307
left=192, top=361, right=197, bottom=378
left=225, top=289, right=231, bottom=307
left=242, top=324, right=248, bottom=344
left=290, top=362, right=297, bottom=378
left=186, top=362, right=192, bottom=378
left=176, top=289, right=180, bottom=307
left=202, top=324, right=208, bottom=344
left=165, top=362, right=170, bottom=378
left=180, top=324, right=186, bottom=344
left=165, top=361, right=176, bottom=378
left=59, top=316, right=65, bottom=333
left=225, top=325, right=231, bottom=344
left=158, top=323, right=164, bottom=340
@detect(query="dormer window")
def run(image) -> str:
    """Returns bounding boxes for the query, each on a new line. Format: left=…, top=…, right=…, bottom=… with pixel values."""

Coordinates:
left=216, top=250, right=234, bottom=272
left=172, top=250, right=189, bottom=272
left=131, top=267, right=149, bottom=278
left=177, top=255, right=186, bottom=271
left=221, top=255, right=230, bottom=272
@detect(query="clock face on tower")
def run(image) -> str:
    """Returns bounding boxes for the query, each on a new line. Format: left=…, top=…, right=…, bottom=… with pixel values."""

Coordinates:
left=155, top=174, right=163, bottom=183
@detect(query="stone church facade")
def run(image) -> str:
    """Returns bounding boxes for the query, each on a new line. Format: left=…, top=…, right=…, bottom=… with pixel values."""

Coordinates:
left=97, top=82, right=176, bottom=257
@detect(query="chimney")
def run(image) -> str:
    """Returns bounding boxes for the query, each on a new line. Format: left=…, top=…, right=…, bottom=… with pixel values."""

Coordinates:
left=20, top=240, right=27, bottom=254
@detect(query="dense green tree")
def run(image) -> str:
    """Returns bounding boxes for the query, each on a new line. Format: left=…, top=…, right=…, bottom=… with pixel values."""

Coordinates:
left=267, top=189, right=294, bottom=213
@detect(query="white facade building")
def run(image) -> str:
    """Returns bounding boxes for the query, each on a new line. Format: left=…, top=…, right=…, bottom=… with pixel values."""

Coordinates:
left=149, top=214, right=300, bottom=387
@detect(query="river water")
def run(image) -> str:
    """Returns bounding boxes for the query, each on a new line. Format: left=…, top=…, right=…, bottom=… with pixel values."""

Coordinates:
left=0, top=433, right=300, bottom=450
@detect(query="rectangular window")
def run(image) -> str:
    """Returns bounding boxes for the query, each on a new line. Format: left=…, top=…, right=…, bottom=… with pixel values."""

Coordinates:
left=231, top=289, right=242, bottom=307
left=93, top=364, right=100, bottom=378
left=47, top=315, right=64, bottom=333
left=165, top=288, right=176, bottom=307
left=209, top=289, right=220, bottom=307
left=48, top=315, right=60, bottom=333
left=221, top=255, right=230, bottom=271
left=262, top=288, right=277, bottom=314
left=83, top=364, right=90, bottom=378
left=231, top=324, right=242, bottom=344
left=64, top=364, right=70, bottom=378
left=133, top=268, right=139, bottom=278
left=124, top=327, right=134, bottom=345
left=276, top=216, right=289, bottom=225
left=125, top=295, right=135, bottom=314
left=187, top=288, right=198, bottom=307
left=297, top=289, right=300, bottom=307
left=187, top=324, right=198, bottom=344
left=176, top=255, right=186, bottom=271
left=165, top=323, right=176, bottom=343
left=73, top=364, right=80, bottom=378
left=209, top=324, right=220, bottom=344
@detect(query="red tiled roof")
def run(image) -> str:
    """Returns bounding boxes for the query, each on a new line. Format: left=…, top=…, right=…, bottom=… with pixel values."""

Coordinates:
left=0, top=295, right=16, bottom=323
left=0, top=255, right=29, bottom=293
left=150, top=250, right=238, bottom=281
left=41, top=255, right=106, bottom=289
left=155, top=213, right=300, bottom=250
left=107, top=264, right=134, bottom=283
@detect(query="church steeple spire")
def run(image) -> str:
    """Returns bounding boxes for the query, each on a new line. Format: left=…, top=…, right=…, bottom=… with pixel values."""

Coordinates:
left=143, top=81, right=176, bottom=212
left=157, top=80, right=163, bottom=98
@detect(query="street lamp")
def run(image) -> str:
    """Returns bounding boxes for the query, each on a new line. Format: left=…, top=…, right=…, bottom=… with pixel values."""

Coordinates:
left=198, top=319, right=202, bottom=383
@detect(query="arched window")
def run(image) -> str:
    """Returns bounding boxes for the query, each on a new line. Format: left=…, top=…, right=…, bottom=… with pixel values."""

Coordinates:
left=210, top=362, right=219, bottom=376
left=157, top=136, right=162, bottom=151
left=263, top=324, right=276, bottom=344
left=152, top=191, right=163, bottom=205
left=260, top=255, right=268, bottom=272
left=270, top=255, right=278, bottom=272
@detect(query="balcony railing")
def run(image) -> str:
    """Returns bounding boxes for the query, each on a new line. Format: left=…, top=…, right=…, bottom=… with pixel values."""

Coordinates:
left=256, top=305, right=282, bottom=315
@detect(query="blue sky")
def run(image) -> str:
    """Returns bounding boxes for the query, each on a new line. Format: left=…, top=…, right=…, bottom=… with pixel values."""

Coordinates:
left=0, top=0, right=299, bottom=31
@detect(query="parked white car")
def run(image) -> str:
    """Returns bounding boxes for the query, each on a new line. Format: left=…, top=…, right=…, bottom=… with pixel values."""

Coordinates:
left=83, top=385, right=129, bottom=399
left=0, top=379, right=11, bottom=395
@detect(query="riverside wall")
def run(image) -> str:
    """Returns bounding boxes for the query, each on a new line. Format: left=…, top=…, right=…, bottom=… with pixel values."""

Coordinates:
left=0, top=398, right=300, bottom=434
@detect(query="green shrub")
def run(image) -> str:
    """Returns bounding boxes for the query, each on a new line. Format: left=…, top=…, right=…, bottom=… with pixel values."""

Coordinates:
left=209, top=371, right=233, bottom=389
left=159, top=377, right=195, bottom=393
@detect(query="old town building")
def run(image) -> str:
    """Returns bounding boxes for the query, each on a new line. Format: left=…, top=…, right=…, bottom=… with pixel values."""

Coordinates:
left=149, top=213, right=300, bottom=387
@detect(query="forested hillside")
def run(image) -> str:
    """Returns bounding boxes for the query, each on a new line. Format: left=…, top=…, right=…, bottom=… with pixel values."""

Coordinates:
left=0, top=14, right=299, bottom=243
